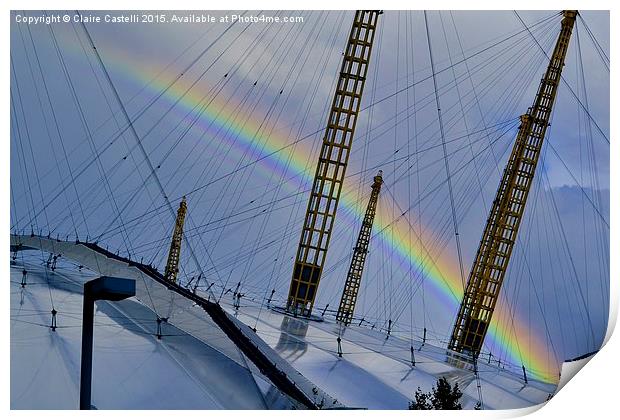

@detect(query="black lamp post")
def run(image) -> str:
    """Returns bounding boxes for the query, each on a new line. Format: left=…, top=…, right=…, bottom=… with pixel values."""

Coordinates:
left=80, top=276, right=136, bottom=410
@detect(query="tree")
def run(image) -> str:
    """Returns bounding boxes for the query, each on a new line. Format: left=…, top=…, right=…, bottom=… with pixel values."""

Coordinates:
left=409, top=387, right=432, bottom=410
left=409, top=377, right=463, bottom=410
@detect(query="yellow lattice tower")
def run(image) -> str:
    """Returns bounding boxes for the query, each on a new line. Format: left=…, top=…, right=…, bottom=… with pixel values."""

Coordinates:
left=286, top=11, right=382, bottom=317
left=449, top=11, right=578, bottom=357
left=336, top=171, right=383, bottom=325
left=164, top=196, right=187, bottom=284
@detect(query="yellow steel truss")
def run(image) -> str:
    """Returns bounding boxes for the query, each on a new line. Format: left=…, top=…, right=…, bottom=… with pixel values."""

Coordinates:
left=336, top=171, right=383, bottom=325
left=164, top=196, right=187, bottom=284
left=286, top=11, right=381, bottom=316
left=449, top=11, right=577, bottom=357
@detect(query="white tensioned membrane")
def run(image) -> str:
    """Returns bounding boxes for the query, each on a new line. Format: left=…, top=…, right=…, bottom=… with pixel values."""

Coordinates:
left=11, top=234, right=558, bottom=409
left=219, top=293, right=559, bottom=409
left=10, top=234, right=341, bottom=409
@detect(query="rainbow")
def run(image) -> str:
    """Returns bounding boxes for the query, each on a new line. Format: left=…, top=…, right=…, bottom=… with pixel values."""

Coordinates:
left=59, top=31, right=559, bottom=382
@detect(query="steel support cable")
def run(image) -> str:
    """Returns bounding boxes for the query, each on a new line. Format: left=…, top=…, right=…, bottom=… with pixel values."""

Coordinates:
left=422, top=51, right=552, bottom=342
left=480, top=21, right=604, bottom=368
left=196, top=14, right=314, bottom=294
left=17, top=13, right=552, bottom=316
left=386, top=27, right=560, bottom=322
left=9, top=88, right=38, bottom=230
left=404, top=11, right=418, bottom=340
left=23, top=10, right=249, bottom=231
left=115, top=103, right=512, bottom=306
left=126, top=15, right=283, bottom=257
left=97, top=76, right=232, bottom=245
left=139, top=15, right=556, bottom=210
left=188, top=17, right=303, bottom=215
left=353, top=20, right=553, bottom=161
left=496, top=144, right=552, bottom=376
left=544, top=181, right=580, bottom=354
left=167, top=19, right=544, bottom=244
left=159, top=13, right=302, bottom=289
left=519, top=138, right=592, bottom=357
left=378, top=185, right=428, bottom=317
left=439, top=12, right=488, bottom=217
left=81, top=15, right=261, bottom=290
left=511, top=212, right=563, bottom=366
left=368, top=11, right=561, bottom=98
left=199, top=70, right=307, bottom=294
left=322, top=121, right=519, bottom=284
left=534, top=177, right=568, bottom=359
left=347, top=122, right=519, bottom=320
left=577, top=20, right=597, bottom=322
left=11, top=19, right=220, bottom=221
left=537, top=178, right=581, bottom=354
left=386, top=22, right=556, bottom=192
left=263, top=12, right=349, bottom=303
left=188, top=122, right=518, bottom=276
left=92, top=18, right=254, bottom=242
left=319, top=12, right=387, bottom=318
left=49, top=26, right=520, bottom=243
left=101, top=187, right=308, bottom=246
left=358, top=20, right=548, bottom=316
left=378, top=135, right=506, bottom=330
left=157, top=24, right=280, bottom=198
left=440, top=21, right=556, bottom=366
left=62, top=49, right=205, bottom=255
left=10, top=57, right=51, bottom=232
left=577, top=14, right=609, bottom=71
left=168, top=15, right=303, bottom=281
left=540, top=147, right=583, bottom=361
left=449, top=11, right=503, bottom=180
left=14, top=11, right=554, bottom=233
left=46, top=21, right=135, bottom=257
left=426, top=46, right=532, bottom=364
left=356, top=12, right=562, bottom=115
left=236, top=12, right=332, bottom=305
left=312, top=154, right=512, bottom=319
left=22, top=22, right=89, bottom=237
left=67, top=19, right=193, bottom=252
left=353, top=26, right=530, bottom=171
left=14, top=25, right=80, bottom=236
left=574, top=20, right=610, bottom=288
left=362, top=122, right=518, bottom=333
left=189, top=10, right=304, bottom=200
left=77, top=16, right=254, bottom=298
left=543, top=169, right=597, bottom=350
left=514, top=11, right=609, bottom=145
left=207, top=13, right=344, bottom=293
left=368, top=122, right=520, bottom=318
left=424, top=11, right=467, bottom=291
left=357, top=11, right=382, bottom=220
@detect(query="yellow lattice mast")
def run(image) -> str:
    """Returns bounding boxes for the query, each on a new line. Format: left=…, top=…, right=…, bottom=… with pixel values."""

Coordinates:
left=164, top=196, right=187, bottom=284
left=286, top=11, right=382, bottom=317
left=449, top=11, right=578, bottom=357
left=336, top=171, right=383, bottom=325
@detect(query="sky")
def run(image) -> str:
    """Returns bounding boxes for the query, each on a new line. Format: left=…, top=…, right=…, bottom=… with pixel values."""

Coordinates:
left=9, top=9, right=610, bottom=383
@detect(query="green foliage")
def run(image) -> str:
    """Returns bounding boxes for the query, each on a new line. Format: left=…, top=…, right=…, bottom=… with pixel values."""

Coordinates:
left=408, top=377, right=463, bottom=410
left=409, top=387, right=432, bottom=410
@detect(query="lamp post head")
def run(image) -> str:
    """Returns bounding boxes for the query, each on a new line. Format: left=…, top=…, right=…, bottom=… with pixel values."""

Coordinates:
left=84, top=277, right=136, bottom=301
